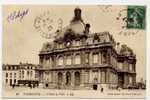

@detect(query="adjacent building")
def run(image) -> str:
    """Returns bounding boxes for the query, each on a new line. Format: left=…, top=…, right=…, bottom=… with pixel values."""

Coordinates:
left=2, top=63, right=39, bottom=86
left=38, top=8, right=136, bottom=90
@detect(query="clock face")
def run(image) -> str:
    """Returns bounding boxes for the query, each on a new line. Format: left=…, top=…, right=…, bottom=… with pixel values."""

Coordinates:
left=66, top=41, right=71, bottom=47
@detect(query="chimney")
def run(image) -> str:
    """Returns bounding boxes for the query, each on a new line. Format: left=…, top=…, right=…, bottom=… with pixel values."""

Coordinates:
left=84, top=23, right=90, bottom=34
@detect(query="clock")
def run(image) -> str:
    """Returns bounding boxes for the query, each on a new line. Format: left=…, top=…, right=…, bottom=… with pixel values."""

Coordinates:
left=66, top=41, right=71, bottom=47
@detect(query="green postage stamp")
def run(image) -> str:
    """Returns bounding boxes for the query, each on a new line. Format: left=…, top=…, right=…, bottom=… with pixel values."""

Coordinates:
left=127, top=6, right=146, bottom=29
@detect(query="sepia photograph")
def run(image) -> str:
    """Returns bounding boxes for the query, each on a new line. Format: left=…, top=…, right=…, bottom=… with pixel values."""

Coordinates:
left=2, top=5, right=146, bottom=99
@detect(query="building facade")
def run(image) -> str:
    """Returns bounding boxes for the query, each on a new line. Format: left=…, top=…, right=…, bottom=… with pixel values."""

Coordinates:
left=2, top=64, right=20, bottom=86
left=3, top=63, right=39, bottom=86
left=38, top=8, right=136, bottom=90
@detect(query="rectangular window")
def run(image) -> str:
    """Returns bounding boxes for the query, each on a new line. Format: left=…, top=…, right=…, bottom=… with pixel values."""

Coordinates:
left=58, top=56, right=63, bottom=66
left=93, top=53, right=98, bottom=64
left=118, top=62, right=123, bottom=70
left=129, top=76, right=133, bottom=84
left=75, top=54, right=81, bottom=64
left=129, top=64, right=133, bottom=71
left=14, top=73, right=16, bottom=78
left=75, top=41, right=80, bottom=46
left=6, top=73, right=8, bottom=77
left=66, top=55, right=72, bottom=65
left=10, top=73, right=12, bottom=78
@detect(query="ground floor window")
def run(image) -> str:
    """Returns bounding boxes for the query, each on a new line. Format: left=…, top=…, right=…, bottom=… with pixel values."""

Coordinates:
left=66, top=72, right=71, bottom=85
left=58, top=72, right=63, bottom=85
left=75, top=72, right=80, bottom=86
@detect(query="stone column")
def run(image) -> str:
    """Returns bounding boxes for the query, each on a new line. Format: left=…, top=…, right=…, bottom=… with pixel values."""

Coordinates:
left=80, top=70, right=85, bottom=86
left=64, top=55, right=66, bottom=66
left=89, top=70, right=93, bottom=84
left=71, top=71, right=75, bottom=87
left=71, top=53, right=74, bottom=65
left=72, top=53, right=75, bottom=65
left=98, top=69, right=101, bottom=83
left=89, top=52, right=93, bottom=66
left=106, top=69, right=110, bottom=83
left=49, top=56, right=52, bottom=68
left=61, top=71, right=66, bottom=88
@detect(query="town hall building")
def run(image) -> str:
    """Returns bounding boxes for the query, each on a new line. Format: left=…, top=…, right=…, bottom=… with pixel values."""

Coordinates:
left=38, top=8, right=136, bottom=90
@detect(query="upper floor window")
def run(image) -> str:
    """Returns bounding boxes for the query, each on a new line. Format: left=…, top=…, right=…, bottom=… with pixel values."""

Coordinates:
left=58, top=56, right=63, bottom=66
left=58, top=43, right=63, bottom=49
left=6, top=73, right=8, bottom=77
left=30, top=71, right=33, bottom=76
left=40, top=56, right=44, bottom=64
left=75, top=54, right=81, bottom=64
left=44, top=56, right=50, bottom=65
left=14, top=73, right=16, bottom=78
left=66, top=55, right=71, bottom=65
left=118, top=62, right=123, bottom=70
left=75, top=41, right=80, bottom=46
left=93, top=53, right=98, bottom=64
left=129, top=64, right=133, bottom=71
left=129, top=76, right=133, bottom=84
left=22, top=70, right=24, bottom=75
left=27, top=71, right=30, bottom=76
left=102, top=52, right=107, bottom=64
left=85, top=53, right=89, bottom=64
left=10, top=73, right=12, bottom=78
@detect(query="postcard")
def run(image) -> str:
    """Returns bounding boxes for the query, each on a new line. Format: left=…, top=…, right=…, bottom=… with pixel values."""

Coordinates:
left=2, top=5, right=146, bottom=99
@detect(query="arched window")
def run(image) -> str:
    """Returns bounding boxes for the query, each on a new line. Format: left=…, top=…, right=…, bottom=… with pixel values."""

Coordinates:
left=58, top=56, right=63, bottom=66
left=66, top=55, right=71, bottom=65
left=93, top=53, right=98, bottom=64
left=66, top=72, right=71, bottom=85
left=75, top=72, right=80, bottom=86
left=75, top=54, right=81, bottom=64
left=58, top=72, right=63, bottom=85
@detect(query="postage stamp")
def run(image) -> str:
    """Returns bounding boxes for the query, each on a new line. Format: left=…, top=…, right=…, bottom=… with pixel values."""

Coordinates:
left=127, top=6, right=146, bottom=29
left=2, top=5, right=146, bottom=99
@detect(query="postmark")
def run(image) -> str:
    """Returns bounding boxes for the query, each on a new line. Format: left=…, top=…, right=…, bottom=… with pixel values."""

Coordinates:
left=33, top=11, right=63, bottom=39
left=97, top=5, right=113, bottom=12
left=127, top=6, right=146, bottom=29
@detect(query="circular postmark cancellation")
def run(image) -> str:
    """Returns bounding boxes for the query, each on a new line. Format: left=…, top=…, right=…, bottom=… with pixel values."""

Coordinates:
left=116, top=6, right=146, bottom=36
left=33, top=11, right=63, bottom=39
left=97, top=5, right=113, bottom=13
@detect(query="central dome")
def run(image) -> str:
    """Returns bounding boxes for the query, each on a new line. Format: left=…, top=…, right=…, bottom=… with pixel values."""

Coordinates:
left=55, top=7, right=89, bottom=41
left=69, top=21, right=85, bottom=34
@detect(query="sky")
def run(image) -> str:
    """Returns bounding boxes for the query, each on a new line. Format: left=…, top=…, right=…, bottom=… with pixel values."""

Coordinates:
left=2, top=5, right=146, bottom=82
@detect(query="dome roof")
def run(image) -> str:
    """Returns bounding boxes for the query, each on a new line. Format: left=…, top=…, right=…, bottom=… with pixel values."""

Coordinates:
left=70, top=21, right=85, bottom=34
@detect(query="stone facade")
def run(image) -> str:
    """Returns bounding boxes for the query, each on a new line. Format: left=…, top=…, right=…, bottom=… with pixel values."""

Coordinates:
left=38, top=8, right=136, bottom=90
left=2, top=63, right=39, bottom=86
